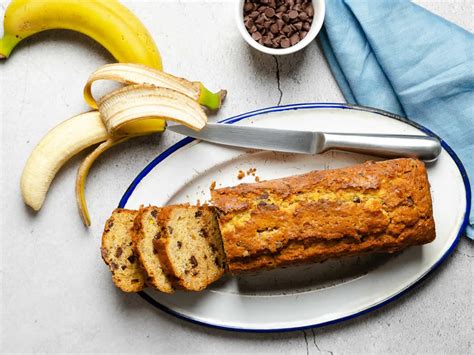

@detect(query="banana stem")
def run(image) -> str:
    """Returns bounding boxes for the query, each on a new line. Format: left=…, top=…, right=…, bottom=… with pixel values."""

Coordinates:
left=198, top=84, right=227, bottom=111
left=0, top=34, right=21, bottom=59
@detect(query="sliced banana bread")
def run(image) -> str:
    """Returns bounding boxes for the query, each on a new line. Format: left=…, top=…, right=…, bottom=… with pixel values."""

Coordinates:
left=132, top=206, right=174, bottom=293
left=155, top=205, right=226, bottom=291
left=101, top=209, right=147, bottom=292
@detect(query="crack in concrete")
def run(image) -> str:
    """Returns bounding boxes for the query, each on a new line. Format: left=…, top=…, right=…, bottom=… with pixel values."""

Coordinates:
left=311, top=328, right=321, bottom=352
left=272, top=55, right=283, bottom=105
left=310, top=328, right=334, bottom=354
left=303, top=330, right=309, bottom=355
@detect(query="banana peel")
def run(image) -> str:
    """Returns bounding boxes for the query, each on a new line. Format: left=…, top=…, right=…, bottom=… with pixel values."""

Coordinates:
left=83, top=63, right=226, bottom=111
left=76, top=137, right=131, bottom=226
left=99, top=85, right=208, bottom=135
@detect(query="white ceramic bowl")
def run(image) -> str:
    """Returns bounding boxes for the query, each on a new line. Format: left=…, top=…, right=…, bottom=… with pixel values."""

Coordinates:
left=236, top=0, right=325, bottom=55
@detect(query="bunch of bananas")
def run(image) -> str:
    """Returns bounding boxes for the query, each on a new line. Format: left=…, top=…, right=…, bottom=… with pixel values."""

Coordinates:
left=1, top=0, right=226, bottom=226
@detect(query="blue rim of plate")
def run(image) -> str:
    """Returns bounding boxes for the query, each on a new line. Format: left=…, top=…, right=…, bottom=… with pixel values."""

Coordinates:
left=118, top=103, right=471, bottom=333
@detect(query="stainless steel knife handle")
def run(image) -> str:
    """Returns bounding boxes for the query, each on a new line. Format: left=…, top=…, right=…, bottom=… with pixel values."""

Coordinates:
left=320, top=133, right=442, bottom=162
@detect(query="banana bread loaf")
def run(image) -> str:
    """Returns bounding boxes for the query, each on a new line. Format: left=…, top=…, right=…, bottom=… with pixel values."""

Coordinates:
left=211, top=158, right=436, bottom=273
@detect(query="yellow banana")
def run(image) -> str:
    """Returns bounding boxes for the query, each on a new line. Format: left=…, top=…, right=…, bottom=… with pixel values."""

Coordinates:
left=21, top=111, right=109, bottom=211
left=0, top=0, right=162, bottom=69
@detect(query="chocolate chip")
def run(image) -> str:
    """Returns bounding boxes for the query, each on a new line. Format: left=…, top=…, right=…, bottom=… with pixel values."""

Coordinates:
left=194, top=210, right=202, bottom=218
left=281, top=37, right=291, bottom=48
left=167, top=226, right=173, bottom=234
left=290, top=33, right=300, bottom=45
left=111, top=262, right=118, bottom=270
left=282, top=13, right=290, bottom=22
left=255, top=15, right=265, bottom=25
left=177, top=241, right=182, bottom=249
left=214, top=257, right=220, bottom=267
left=276, top=19, right=285, bottom=30
left=306, top=4, right=314, bottom=17
left=151, top=209, right=158, bottom=218
left=199, top=229, right=208, bottom=238
left=127, top=255, right=136, bottom=264
left=252, top=32, right=262, bottom=41
left=294, top=21, right=303, bottom=30
left=299, top=31, right=308, bottom=39
left=121, top=265, right=127, bottom=270
left=153, top=231, right=161, bottom=240
left=210, top=244, right=218, bottom=253
left=353, top=196, right=361, bottom=203
left=288, top=10, right=298, bottom=19
left=131, top=279, right=139, bottom=284
left=115, top=247, right=123, bottom=258
left=107, top=220, right=114, bottom=229
left=298, top=12, right=308, bottom=21
left=303, top=21, right=311, bottom=31
left=190, top=256, right=198, bottom=268
left=270, top=23, right=279, bottom=34
left=249, top=11, right=259, bottom=20
left=244, top=18, right=254, bottom=29
left=243, top=2, right=254, bottom=12
left=264, top=7, right=275, bottom=17
left=263, top=35, right=273, bottom=46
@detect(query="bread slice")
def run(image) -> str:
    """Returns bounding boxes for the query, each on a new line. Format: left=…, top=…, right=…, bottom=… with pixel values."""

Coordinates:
left=155, top=205, right=226, bottom=291
left=101, top=209, right=147, bottom=292
left=132, top=206, right=174, bottom=293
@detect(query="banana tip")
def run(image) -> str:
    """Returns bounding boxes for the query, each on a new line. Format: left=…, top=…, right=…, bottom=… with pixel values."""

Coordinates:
left=218, top=89, right=227, bottom=102
left=0, top=54, right=6, bottom=59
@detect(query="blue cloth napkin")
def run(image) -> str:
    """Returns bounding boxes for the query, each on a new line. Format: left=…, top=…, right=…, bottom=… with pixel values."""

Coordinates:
left=319, top=0, right=474, bottom=239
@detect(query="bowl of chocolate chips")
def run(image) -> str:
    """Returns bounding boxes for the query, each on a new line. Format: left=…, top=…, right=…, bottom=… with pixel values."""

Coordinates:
left=237, top=0, right=325, bottom=55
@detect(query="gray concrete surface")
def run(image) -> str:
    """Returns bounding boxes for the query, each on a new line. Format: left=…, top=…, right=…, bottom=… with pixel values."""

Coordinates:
left=1, top=0, right=472, bottom=353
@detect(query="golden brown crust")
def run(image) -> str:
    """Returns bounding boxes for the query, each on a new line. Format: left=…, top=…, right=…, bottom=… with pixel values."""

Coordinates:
left=211, top=158, right=436, bottom=273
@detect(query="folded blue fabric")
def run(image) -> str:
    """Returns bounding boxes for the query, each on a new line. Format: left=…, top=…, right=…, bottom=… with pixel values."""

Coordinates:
left=319, top=0, right=474, bottom=239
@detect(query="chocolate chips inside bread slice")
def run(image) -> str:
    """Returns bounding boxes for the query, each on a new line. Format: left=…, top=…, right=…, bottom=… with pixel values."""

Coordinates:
left=101, top=209, right=146, bottom=292
left=133, top=206, right=174, bottom=293
left=155, top=205, right=226, bottom=291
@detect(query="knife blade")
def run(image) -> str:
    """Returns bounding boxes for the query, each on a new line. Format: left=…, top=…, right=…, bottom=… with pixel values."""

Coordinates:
left=167, top=123, right=441, bottom=162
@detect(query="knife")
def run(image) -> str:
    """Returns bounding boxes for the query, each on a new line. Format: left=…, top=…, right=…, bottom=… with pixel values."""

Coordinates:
left=168, top=124, right=442, bottom=162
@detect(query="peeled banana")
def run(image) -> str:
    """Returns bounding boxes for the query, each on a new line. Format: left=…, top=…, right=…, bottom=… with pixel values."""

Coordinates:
left=0, top=0, right=162, bottom=69
left=21, top=70, right=216, bottom=225
left=21, top=111, right=109, bottom=211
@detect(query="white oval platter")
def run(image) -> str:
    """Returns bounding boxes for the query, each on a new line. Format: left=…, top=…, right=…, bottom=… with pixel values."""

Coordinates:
left=119, top=103, right=470, bottom=332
